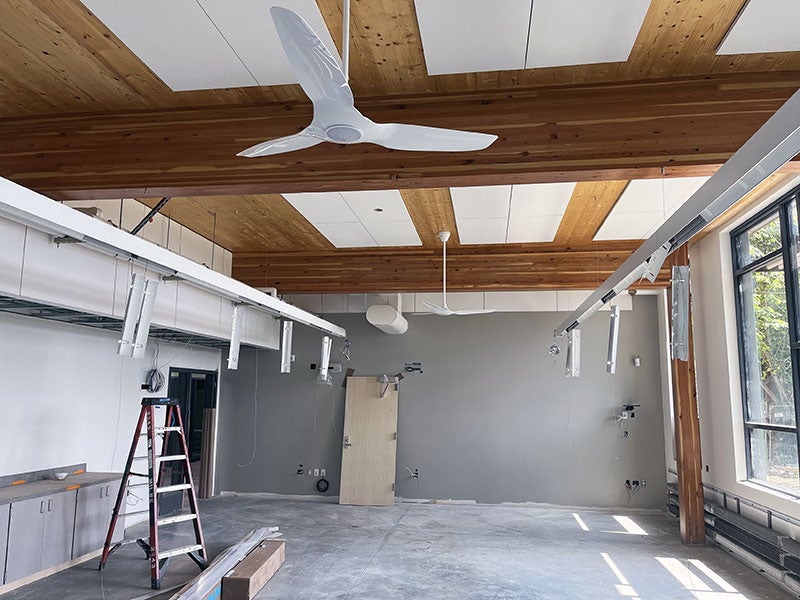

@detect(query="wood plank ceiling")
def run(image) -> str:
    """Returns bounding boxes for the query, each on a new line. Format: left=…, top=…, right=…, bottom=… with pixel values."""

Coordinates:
left=4, top=0, right=800, bottom=293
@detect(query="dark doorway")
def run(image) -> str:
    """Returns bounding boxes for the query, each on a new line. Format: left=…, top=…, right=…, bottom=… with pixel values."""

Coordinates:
left=158, top=368, right=218, bottom=516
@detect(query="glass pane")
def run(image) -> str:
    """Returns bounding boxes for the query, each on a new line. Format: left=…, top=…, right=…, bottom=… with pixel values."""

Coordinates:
left=749, top=428, right=800, bottom=492
left=789, top=200, right=800, bottom=341
left=739, top=256, right=795, bottom=426
left=737, top=213, right=782, bottom=268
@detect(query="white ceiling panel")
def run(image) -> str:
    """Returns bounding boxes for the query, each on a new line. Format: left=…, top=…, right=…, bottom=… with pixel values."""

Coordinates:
left=315, top=222, right=376, bottom=248
left=82, top=0, right=255, bottom=90
left=414, top=0, right=531, bottom=75
left=450, top=186, right=512, bottom=219
left=506, top=215, right=563, bottom=243
left=527, top=0, right=650, bottom=68
left=283, top=192, right=355, bottom=223
left=594, top=212, right=662, bottom=241
left=81, top=0, right=338, bottom=91
left=612, top=177, right=709, bottom=214
left=340, top=190, right=411, bottom=222
left=197, top=0, right=339, bottom=86
left=718, top=0, right=800, bottom=55
left=456, top=218, right=508, bottom=245
left=364, top=220, right=422, bottom=247
left=510, top=182, right=576, bottom=217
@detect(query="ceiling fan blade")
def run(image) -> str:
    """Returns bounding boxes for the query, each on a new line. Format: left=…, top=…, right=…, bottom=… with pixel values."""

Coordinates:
left=452, top=309, right=497, bottom=316
left=422, top=301, right=454, bottom=316
left=270, top=6, right=355, bottom=108
left=237, top=132, right=322, bottom=158
left=364, top=122, right=498, bottom=152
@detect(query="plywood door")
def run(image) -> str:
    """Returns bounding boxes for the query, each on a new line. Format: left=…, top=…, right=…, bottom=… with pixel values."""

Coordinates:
left=339, top=377, right=398, bottom=506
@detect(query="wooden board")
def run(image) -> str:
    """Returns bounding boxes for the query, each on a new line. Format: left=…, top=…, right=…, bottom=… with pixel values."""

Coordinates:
left=222, top=540, right=285, bottom=600
left=232, top=240, right=670, bottom=292
left=339, top=377, right=398, bottom=506
left=3, top=72, right=800, bottom=199
left=2, top=1, right=800, bottom=118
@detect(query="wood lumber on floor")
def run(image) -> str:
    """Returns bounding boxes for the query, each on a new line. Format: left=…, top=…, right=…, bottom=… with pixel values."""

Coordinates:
left=170, top=528, right=282, bottom=600
left=222, top=540, right=285, bottom=600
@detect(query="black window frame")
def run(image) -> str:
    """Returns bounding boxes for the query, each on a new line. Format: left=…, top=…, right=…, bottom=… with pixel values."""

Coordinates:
left=731, top=185, right=800, bottom=495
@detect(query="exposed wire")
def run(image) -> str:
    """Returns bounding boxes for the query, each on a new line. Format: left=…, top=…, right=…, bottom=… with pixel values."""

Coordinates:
left=237, top=351, right=259, bottom=467
left=339, top=339, right=351, bottom=361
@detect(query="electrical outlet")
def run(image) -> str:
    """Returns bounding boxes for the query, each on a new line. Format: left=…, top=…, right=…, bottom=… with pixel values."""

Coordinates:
left=641, top=479, right=646, bottom=487
left=313, top=468, right=319, bottom=476
left=320, top=468, right=326, bottom=477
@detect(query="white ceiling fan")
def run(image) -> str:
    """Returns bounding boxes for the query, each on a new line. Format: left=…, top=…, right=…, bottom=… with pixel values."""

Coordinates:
left=237, top=6, right=497, bottom=158
left=423, top=231, right=495, bottom=316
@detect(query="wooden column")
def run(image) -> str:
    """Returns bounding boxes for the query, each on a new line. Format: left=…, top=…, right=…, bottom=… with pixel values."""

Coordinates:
left=669, top=245, right=706, bottom=544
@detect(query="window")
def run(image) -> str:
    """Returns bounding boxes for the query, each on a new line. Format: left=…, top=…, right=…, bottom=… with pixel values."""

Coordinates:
left=732, top=189, right=800, bottom=493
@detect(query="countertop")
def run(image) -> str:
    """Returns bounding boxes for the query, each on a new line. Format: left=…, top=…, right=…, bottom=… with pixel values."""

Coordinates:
left=0, top=472, right=122, bottom=506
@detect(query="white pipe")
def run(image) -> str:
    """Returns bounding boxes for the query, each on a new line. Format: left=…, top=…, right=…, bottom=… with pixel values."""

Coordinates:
left=342, top=0, right=350, bottom=81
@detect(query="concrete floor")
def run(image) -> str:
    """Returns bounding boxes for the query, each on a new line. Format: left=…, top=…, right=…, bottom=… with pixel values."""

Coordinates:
left=3, top=496, right=793, bottom=600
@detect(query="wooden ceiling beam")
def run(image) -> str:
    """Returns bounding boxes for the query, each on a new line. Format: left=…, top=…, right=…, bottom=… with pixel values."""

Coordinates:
left=2, top=72, right=800, bottom=199
left=232, top=241, right=669, bottom=293
left=554, top=180, right=629, bottom=243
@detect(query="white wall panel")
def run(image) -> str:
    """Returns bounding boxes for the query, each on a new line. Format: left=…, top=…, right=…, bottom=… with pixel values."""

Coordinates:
left=179, top=228, right=215, bottom=267
left=174, top=281, right=223, bottom=338
left=322, top=294, right=348, bottom=313
left=0, top=219, right=25, bottom=296
left=20, top=228, right=116, bottom=316
left=484, top=291, right=558, bottom=312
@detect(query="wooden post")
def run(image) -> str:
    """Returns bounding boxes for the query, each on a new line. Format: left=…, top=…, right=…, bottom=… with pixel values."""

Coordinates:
left=669, top=245, right=705, bottom=544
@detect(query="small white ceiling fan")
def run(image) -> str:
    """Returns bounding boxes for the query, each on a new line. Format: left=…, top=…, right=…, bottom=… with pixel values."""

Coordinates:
left=237, top=6, right=497, bottom=158
left=423, top=231, right=495, bottom=316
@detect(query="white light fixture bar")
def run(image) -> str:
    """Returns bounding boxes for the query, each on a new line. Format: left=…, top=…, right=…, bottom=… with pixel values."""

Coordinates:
left=227, top=305, right=243, bottom=370
left=280, top=320, right=294, bottom=374
left=316, top=335, right=333, bottom=385
left=0, top=176, right=346, bottom=339
left=565, top=329, right=581, bottom=378
left=118, top=273, right=145, bottom=357
left=606, top=305, right=620, bottom=374
left=555, top=87, right=800, bottom=336
left=131, top=278, right=158, bottom=359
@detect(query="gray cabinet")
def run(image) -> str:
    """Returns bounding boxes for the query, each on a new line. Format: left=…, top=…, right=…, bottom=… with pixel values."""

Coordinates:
left=0, top=504, right=9, bottom=584
left=73, top=481, right=122, bottom=558
left=5, top=491, right=76, bottom=582
left=5, top=496, right=47, bottom=581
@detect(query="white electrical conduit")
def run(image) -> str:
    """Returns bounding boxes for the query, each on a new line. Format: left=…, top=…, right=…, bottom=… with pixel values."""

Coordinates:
left=342, top=0, right=350, bottom=81
left=0, top=176, right=346, bottom=338
left=555, top=86, right=800, bottom=337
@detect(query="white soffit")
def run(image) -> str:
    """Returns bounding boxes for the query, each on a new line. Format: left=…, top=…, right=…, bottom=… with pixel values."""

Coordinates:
left=594, top=176, right=710, bottom=241
left=451, top=183, right=575, bottom=244
left=81, top=0, right=339, bottom=91
left=283, top=190, right=422, bottom=248
left=717, top=0, right=800, bottom=55
left=413, top=0, right=531, bottom=75
left=527, top=0, right=650, bottom=68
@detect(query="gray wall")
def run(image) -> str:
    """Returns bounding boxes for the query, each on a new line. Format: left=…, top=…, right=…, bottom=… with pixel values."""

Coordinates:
left=218, top=296, right=667, bottom=508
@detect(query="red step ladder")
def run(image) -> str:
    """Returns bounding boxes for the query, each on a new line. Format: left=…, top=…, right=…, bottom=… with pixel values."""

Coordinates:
left=99, top=397, right=207, bottom=590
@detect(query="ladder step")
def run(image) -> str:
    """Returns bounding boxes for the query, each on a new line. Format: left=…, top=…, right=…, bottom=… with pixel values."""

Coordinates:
left=156, top=455, right=187, bottom=463
left=158, top=544, right=203, bottom=560
left=127, top=482, right=149, bottom=488
left=132, top=455, right=148, bottom=460
left=119, top=508, right=150, bottom=517
left=156, top=483, right=191, bottom=494
left=156, top=426, right=183, bottom=433
left=157, top=513, right=197, bottom=526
